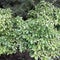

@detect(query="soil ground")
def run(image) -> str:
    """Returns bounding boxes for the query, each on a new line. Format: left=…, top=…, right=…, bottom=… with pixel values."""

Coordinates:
left=0, top=51, right=34, bottom=60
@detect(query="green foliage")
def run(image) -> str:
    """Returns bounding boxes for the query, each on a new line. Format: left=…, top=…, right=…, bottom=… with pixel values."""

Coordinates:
left=0, top=8, right=17, bottom=54
left=0, top=0, right=60, bottom=60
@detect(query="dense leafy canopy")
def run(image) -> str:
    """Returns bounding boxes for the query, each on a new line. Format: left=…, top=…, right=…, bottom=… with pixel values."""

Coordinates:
left=0, top=0, right=60, bottom=60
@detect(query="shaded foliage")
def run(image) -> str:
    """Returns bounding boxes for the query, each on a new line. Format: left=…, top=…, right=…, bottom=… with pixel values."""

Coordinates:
left=0, top=0, right=40, bottom=20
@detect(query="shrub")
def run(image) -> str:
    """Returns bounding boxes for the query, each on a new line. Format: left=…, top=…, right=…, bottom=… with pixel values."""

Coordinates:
left=0, top=0, right=60, bottom=60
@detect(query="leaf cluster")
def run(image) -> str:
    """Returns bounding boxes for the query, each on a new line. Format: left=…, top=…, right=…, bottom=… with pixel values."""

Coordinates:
left=0, top=0, right=60, bottom=60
